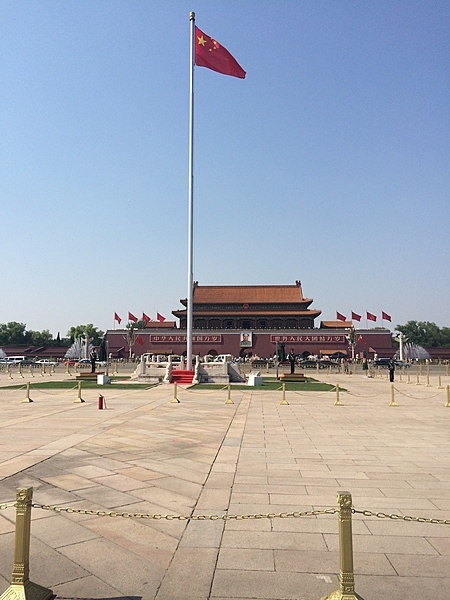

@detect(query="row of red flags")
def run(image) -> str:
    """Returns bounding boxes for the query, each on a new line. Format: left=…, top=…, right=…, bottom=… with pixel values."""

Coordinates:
left=336, top=311, right=392, bottom=323
left=114, top=312, right=166, bottom=325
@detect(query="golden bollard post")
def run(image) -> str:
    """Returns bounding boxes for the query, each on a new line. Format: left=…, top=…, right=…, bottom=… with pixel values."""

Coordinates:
left=320, top=491, right=363, bottom=600
left=415, top=374, right=421, bottom=386
left=280, top=382, right=289, bottom=405
left=22, top=382, right=33, bottom=404
left=445, top=385, right=450, bottom=408
left=389, top=383, right=398, bottom=406
left=0, top=488, right=52, bottom=600
left=437, top=375, right=443, bottom=389
left=225, top=382, right=233, bottom=404
left=407, top=372, right=411, bottom=384
left=8, top=365, right=13, bottom=379
left=74, top=381, right=84, bottom=403
left=18, top=364, right=24, bottom=379
left=334, top=383, right=342, bottom=406
left=171, top=382, right=180, bottom=403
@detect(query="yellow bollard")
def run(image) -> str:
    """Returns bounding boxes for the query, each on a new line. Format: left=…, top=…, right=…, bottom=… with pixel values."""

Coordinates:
left=74, top=381, right=84, bottom=403
left=29, top=365, right=34, bottom=378
left=320, top=491, right=362, bottom=600
left=0, top=487, right=53, bottom=600
left=445, top=385, right=450, bottom=408
left=407, top=372, right=411, bottom=384
left=389, top=383, right=398, bottom=406
left=415, top=374, right=421, bottom=386
left=171, top=382, right=180, bottom=403
left=426, top=373, right=431, bottom=387
left=437, top=375, right=443, bottom=389
left=22, top=382, right=33, bottom=403
left=8, top=365, right=13, bottom=379
left=113, top=360, right=118, bottom=375
left=334, top=383, right=342, bottom=405
left=18, top=363, right=24, bottom=379
left=266, top=362, right=269, bottom=373
left=280, top=383, right=289, bottom=405
left=225, top=383, right=233, bottom=404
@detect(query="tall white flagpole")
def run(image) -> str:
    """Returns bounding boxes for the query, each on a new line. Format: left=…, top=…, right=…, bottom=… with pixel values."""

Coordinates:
left=186, top=12, right=195, bottom=370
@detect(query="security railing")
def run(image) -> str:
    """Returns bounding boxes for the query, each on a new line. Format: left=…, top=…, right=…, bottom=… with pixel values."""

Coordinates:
left=1, top=488, right=449, bottom=600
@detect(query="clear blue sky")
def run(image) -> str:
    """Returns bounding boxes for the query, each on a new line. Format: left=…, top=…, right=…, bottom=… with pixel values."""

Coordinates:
left=1, top=1, right=449, bottom=336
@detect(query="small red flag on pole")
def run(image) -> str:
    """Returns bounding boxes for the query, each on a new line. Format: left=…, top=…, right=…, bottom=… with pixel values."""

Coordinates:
left=114, top=312, right=122, bottom=324
left=366, top=312, right=377, bottom=322
left=336, top=312, right=347, bottom=321
left=157, top=313, right=166, bottom=323
left=351, top=311, right=361, bottom=322
left=142, top=312, right=151, bottom=324
left=128, top=312, right=138, bottom=323
left=382, top=311, right=392, bottom=322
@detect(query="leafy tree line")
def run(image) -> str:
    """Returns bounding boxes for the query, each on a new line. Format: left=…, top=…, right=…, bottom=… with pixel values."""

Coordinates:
left=1, top=319, right=449, bottom=349
left=0, top=322, right=104, bottom=347
left=395, top=321, right=450, bottom=348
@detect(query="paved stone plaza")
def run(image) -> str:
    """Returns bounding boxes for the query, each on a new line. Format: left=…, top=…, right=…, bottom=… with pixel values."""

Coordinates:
left=0, top=368, right=449, bottom=600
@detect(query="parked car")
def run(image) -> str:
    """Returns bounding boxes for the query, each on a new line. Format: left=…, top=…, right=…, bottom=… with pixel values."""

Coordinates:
left=319, top=359, right=340, bottom=368
left=298, top=359, right=321, bottom=368
left=76, top=359, right=92, bottom=366
left=35, top=359, right=58, bottom=366
left=393, top=360, right=410, bottom=368
left=373, top=358, right=392, bottom=367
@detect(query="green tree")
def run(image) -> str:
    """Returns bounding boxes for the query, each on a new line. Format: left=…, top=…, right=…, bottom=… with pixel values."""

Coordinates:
left=0, top=322, right=30, bottom=345
left=30, top=329, right=54, bottom=346
left=67, top=324, right=104, bottom=345
left=396, top=321, right=447, bottom=347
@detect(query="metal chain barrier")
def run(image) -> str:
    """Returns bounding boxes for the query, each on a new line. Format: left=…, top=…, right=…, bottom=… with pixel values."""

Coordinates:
left=393, top=386, right=445, bottom=400
left=30, top=503, right=337, bottom=520
left=346, top=389, right=389, bottom=398
left=353, top=508, right=450, bottom=525
left=0, top=500, right=436, bottom=526
left=3, top=488, right=450, bottom=600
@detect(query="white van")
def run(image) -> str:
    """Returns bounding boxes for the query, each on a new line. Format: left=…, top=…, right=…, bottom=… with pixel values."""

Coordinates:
left=2, top=356, right=33, bottom=365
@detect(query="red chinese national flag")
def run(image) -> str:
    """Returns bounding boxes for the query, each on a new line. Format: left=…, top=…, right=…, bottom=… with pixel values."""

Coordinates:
left=366, top=312, right=377, bottom=322
left=136, top=335, right=144, bottom=346
left=195, top=26, right=246, bottom=79
left=336, top=312, right=347, bottom=321
left=382, top=311, right=392, bottom=322
left=156, top=312, right=166, bottom=323
left=351, top=311, right=361, bottom=322
left=128, top=312, right=138, bottom=323
left=114, top=312, right=122, bottom=324
left=142, top=312, right=151, bottom=324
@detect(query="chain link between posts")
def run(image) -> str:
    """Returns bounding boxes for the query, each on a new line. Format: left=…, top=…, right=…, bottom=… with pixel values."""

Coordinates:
left=2, top=499, right=449, bottom=525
